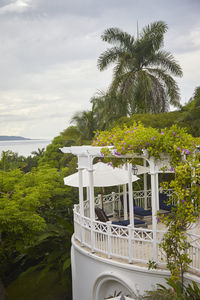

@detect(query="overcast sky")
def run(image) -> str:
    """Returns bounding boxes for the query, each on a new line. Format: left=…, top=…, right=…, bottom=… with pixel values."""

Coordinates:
left=0, top=0, right=200, bottom=139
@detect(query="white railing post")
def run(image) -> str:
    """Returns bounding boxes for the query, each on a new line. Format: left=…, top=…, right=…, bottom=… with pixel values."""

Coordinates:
left=107, top=221, right=112, bottom=259
left=128, top=225, right=133, bottom=263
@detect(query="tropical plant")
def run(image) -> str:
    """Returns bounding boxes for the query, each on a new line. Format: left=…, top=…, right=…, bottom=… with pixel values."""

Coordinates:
left=16, top=214, right=73, bottom=298
left=70, top=110, right=96, bottom=141
left=98, top=21, right=183, bottom=114
left=144, top=278, right=200, bottom=299
left=31, top=147, right=45, bottom=158
left=91, top=90, right=128, bottom=131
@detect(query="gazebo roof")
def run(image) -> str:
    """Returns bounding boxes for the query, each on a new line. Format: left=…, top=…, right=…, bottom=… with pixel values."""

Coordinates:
left=60, top=145, right=112, bottom=156
left=60, top=145, right=172, bottom=172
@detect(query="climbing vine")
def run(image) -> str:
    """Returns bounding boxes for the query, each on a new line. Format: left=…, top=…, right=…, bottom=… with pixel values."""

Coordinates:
left=93, top=122, right=200, bottom=283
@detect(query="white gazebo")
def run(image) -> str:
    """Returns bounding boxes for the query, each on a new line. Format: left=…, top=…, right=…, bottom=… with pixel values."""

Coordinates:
left=60, top=145, right=200, bottom=300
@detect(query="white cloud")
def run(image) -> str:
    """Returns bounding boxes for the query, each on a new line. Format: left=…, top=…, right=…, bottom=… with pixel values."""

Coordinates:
left=0, top=0, right=200, bottom=139
left=0, top=0, right=32, bottom=14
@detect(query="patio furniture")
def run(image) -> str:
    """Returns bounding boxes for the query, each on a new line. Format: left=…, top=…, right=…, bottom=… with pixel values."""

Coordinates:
left=120, top=195, right=152, bottom=216
left=119, top=195, right=152, bottom=225
left=95, top=207, right=147, bottom=228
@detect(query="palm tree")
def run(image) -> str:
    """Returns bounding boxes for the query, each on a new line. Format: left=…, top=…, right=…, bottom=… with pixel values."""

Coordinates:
left=91, top=90, right=127, bottom=130
left=31, top=147, right=45, bottom=157
left=98, top=21, right=183, bottom=114
left=70, top=110, right=96, bottom=142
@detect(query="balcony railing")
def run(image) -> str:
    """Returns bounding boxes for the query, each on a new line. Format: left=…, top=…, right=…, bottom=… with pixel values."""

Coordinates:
left=73, top=190, right=200, bottom=273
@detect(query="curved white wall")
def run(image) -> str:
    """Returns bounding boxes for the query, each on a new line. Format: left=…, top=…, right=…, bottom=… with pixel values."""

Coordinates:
left=71, top=235, right=200, bottom=300
left=71, top=235, right=169, bottom=300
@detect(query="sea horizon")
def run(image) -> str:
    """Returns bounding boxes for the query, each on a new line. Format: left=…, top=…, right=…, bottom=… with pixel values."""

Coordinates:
left=0, top=139, right=52, bottom=157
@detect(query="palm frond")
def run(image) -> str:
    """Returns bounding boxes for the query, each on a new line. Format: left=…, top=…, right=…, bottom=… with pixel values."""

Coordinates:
left=101, top=27, right=134, bottom=48
left=97, top=46, right=124, bottom=71
left=140, top=21, right=168, bottom=51
left=148, top=74, right=169, bottom=113
left=147, top=68, right=181, bottom=108
left=149, top=50, right=183, bottom=77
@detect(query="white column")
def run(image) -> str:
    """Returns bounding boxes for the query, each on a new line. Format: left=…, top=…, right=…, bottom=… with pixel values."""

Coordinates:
left=143, top=159, right=148, bottom=210
left=86, top=186, right=90, bottom=201
left=155, top=173, right=159, bottom=210
left=97, top=194, right=101, bottom=207
left=118, top=185, right=121, bottom=218
left=112, top=192, right=115, bottom=216
left=128, top=163, right=134, bottom=226
left=88, top=157, right=95, bottom=253
left=88, top=169, right=95, bottom=220
left=150, top=158, right=158, bottom=262
left=123, top=184, right=128, bottom=220
left=78, top=168, right=84, bottom=217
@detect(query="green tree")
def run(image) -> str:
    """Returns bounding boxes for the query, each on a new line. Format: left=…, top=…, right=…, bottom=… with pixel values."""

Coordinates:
left=98, top=21, right=183, bottom=114
left=41, top=126, right=82, bottom=169
left=31, top=147, right=45, bottom=158
left=0, top=168, right=46, bottom=286
left=91, top=90, right=127, bottom=131
left=70, top=110, right=96, bottom=141
left=0, top=165, right=73, bottom=297
left=180, top=86, right=200, bottom=137
left=0, top=150, right=26, bottom=171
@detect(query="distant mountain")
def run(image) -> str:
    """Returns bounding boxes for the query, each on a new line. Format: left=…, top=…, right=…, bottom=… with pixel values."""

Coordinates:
left=0, top=136, right=31, bottom=141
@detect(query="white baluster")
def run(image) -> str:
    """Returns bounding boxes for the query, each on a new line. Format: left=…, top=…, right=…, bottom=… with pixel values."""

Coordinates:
left=107, top=221, right=112, bottom=259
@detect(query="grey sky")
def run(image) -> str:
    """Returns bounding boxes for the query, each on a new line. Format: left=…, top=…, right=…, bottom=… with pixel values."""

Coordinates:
left=0, top=0, right=200, bottom=139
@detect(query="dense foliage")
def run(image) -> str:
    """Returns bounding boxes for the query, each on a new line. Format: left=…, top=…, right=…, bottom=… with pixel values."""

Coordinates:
left=93, top=122, right=196, bottom=166
left=71, top=86, right=200, bottom=139
left=0, top=127, right=82, bottom=299
left=116, top=85, right=200, bottom=137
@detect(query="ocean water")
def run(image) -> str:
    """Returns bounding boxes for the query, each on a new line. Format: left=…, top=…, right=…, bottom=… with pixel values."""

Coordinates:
left=0, top=139, right=51, bottom=157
